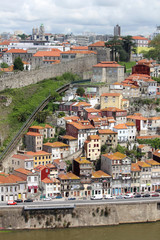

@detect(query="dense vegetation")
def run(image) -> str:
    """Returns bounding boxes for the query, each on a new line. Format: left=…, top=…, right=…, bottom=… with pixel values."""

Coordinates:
left=0, top=72, right=79, bottom=153
left=137, top=138, right=160, bottom=150
left=105, top=36, right=136, bottom=62
left=140, top=34, right=160, bottom=61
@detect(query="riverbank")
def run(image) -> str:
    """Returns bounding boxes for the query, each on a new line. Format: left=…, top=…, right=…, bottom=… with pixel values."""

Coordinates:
left=0, top=201, right=160, bottom=229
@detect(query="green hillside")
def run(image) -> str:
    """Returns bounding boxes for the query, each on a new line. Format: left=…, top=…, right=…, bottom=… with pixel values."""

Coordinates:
left=0, top=72, right=79, bottom=154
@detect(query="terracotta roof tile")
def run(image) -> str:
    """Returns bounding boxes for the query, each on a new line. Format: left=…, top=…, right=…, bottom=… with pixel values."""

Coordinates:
left=43, top=142, right=69, bottom=148
left=131, top=163, right=141, bottom=172
left=92, top=170, right=111, bottom=178
left=102, top=152, right=126, bottom=160
left=26, top=132, right=42, bottom=137
left=114, top=124, right=128, bottom=129
left=98, top=129, right=117, bottom=134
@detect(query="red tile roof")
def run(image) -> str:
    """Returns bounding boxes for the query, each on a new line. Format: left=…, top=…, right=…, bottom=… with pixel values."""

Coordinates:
left=33, top=50, right=61, bottom=57
left=98, top=129, right=117, bottom=134
left=26, top=132, right=43, bottom=137
left=101, top=93, right=121, bottom=97
left=132, top=36, right=149, bottom=40
left=6, top=49, right=27, bottom=53
left=93, top=61, right=123, bottom=68
left=89, top=41, right=105, bottom=47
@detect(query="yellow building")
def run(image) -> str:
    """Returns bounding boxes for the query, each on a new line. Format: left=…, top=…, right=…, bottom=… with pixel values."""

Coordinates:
left=100, top=93, right=123, bottom=109
left=27, top=151, right=52, bottom=168
left=84, top=135, right=101, bottom=162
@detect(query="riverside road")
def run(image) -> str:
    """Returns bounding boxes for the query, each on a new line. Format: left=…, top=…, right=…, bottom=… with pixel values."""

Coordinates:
left=1, top=196, right=160, bottom=208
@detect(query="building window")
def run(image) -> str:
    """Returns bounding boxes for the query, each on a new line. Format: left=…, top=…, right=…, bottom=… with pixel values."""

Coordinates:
left=105, top=97, right=108, bottom=103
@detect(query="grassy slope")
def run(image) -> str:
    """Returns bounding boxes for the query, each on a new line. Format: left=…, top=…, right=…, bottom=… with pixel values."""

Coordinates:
left=118, top=61, right=136, bottom=73
left=0, top=77, right=71, bottom=153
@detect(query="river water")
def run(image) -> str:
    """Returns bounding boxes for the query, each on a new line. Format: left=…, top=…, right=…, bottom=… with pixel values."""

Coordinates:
left=1, top=222, right=160, bottom=240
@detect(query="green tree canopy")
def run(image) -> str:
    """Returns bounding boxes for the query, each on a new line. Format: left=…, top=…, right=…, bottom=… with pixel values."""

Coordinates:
left=1, top=62, right=9, bottom=68
left=76, top=87, right=85, bottom=97
left=13, top=57, right=24, bottom=71
left=105, top=35, right=136, bottom=62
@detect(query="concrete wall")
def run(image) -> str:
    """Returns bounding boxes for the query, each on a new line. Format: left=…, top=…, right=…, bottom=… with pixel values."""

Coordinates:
left=0, top=55, right=97, bottom=92
left=1, top=201, right=160, bottom=229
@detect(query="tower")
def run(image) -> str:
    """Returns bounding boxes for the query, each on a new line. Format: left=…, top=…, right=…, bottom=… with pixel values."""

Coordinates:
left=114, top=24, right=121, bottom=37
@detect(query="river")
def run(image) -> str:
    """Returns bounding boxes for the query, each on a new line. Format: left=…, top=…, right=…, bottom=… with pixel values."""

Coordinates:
left=1, top=222, right=160, bottom=240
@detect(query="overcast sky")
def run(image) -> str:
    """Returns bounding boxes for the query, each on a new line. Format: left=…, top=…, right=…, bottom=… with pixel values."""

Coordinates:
left=0, top=0, right=159, bottom=36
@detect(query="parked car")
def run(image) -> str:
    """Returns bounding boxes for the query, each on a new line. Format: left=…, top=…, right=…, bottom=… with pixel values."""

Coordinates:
left=55, top=195, right=62, bottom=199
left=151, top=193, right=159, bottom=197
left=7, top=200, right=17, bottom=205
left=24, top=199, right=33, bottom=202
left=68, top=197, right=76, bottom=200
left=43, top=197, right=52, bottom=201
left=104, top=195, right=114, bottom=199
left=142, top=193, right=150, bottom=198
left=155, top=189, right=160, bottom=193
left=15, top=199, right=23, bottom=203
left=124, top=193, right=134, bottom=199
left=91, top=195, right=102, bottom=200
left=134, top=194, right=141, bottom=198
left=116, top=195, right=124, bottom=199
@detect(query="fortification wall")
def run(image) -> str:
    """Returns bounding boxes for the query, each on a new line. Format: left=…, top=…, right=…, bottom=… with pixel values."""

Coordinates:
left=0, top=55, right=97, bottom=92
left=0, top=201, right=160, bottom=229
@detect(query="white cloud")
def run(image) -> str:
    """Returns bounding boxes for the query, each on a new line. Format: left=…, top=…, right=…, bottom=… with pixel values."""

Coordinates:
left=0, top=0, right=159, bottom=36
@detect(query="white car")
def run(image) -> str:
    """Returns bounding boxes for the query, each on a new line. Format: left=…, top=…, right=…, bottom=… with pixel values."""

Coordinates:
left=104, top=194, right=114, bottom=199
left=91, top=195, right=103, bottom=200
left=124, top=193, right=134, bottom=199
left=43, top=197, right=52, bottom=201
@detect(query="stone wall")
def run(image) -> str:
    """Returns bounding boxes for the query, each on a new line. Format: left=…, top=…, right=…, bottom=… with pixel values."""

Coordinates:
left=1, top=201, right=160, bottom=229
left=0, top=55, right=97, bottom=92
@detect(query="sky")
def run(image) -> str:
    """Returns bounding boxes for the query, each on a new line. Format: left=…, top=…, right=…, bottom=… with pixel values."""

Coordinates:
left=0, top=0, right=160, bottom=36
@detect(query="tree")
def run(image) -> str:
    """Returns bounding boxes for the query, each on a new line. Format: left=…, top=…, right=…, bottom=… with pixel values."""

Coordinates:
left=76, top=87, right=85, bottom=97
left=13, top=57, right=24, bottom=71
left=1, top=62, right=9, bottom=68
left=121, top=36, right=136, bottom=62
left=105, top=36, right=122, bottom=61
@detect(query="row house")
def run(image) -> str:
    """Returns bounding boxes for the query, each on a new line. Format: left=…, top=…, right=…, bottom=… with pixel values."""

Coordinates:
left=101, top=152, right=131, bottom=195
left=11, top=154, right=34, bottom=171
left=25, top=132, right=43, bottom=152
left=71, top=102, right=91, bottom=117
left=13, top=168, right=39, bottom=196
left=66, top=121, right=97, bottom=149
left=100, top=93, right=123, bottom=109
left=59, top=102, right=91, bottom=118
left=46, top=163, right=58, bottom=179
left=34, top=165, right=50, bottom=182
left=57, top=116, right=80, bottom=129
left=146, top=159, right=160, bottom=191
left=126, top=74, right=157, bottom=96
left=127, top=113, right=148, bottom=136
left=110, top=82, right=140, bottom=98
left=59, top=135, right=78, bottom=155
left=43, top=142, right=69, bottom=160
left=0, top=173, right=27, bottom=202
left=26, top=151, right=52, bottom=168
left=137, top=161, right=152, bottom=192
left=131, top=163, right=141, bottom=193
left=90, top=117, right=115, bottom=130
left=101, top=107, right=127, bottom=124
left=58, top=172, right=81, bottom=198
left=41, top=177, right=61, bottom=198
left=98, top=129, right=118, bottom=149
left=53, top=159, right=67, bottom=174
left=83, top=108, right=101, bottom=120
left=148, top=117, right=160, bottom=135
left=91, top=170, right=112, bottom=196
left=113, top=122, right=136, bottom=145
left=84, top=135, right=101, bottom=162
left=137, top=144, right=153, bottom=160
left=28, top=125, right=55, bottom=139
